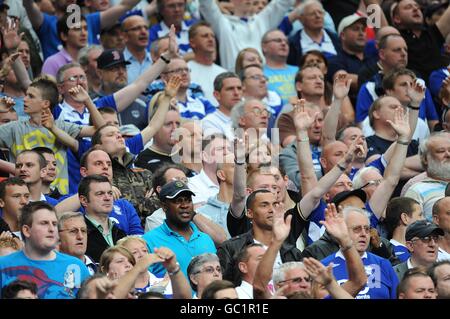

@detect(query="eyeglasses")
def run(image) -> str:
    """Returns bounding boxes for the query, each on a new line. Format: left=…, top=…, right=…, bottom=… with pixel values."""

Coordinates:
left=246, top=107, right=270, bottom=117
left=264, top=38, right=288, bottom=44
left=194, top=266, right=222, bottom=275
left=245, top=74, right=269, bottom=81
left=278, top=276, right=311, bottom=285
left=410, top=235, right=440, bottom=244
left=65, top=75, right=87, bottom=83
left=360, top=179, right=382, bottom=189
left=59, top=227, right=87, bottom=236
left=164, top=67, right=191, bottom=74
left=350, top=225, right=370, bottom=234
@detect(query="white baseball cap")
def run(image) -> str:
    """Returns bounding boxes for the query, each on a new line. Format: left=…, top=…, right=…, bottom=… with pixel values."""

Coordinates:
left=337, top=14, right=367, bottom=36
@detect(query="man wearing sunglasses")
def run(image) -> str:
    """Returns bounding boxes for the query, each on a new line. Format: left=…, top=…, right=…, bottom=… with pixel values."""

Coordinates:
left=394, top=220, right=444, bottom=280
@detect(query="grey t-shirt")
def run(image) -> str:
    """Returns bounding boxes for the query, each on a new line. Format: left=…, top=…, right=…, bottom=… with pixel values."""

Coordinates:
left=0, top=119, right=82, bottom=194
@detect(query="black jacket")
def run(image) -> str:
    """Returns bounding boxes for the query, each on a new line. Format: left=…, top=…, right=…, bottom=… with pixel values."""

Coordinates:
left=217, top=230, right=303, bottom=286
left=85, top=216, right=127, bottom=263
left=301, top=231, right=401, bottom=265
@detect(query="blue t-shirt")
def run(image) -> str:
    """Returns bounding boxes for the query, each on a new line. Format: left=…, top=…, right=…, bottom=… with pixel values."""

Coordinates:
left=321, top=251, right=399, bottom=299
left=38, top=12, right=101, bottom=60
left=79, top=198, right=144, bottom=235
left=143, top=221, right=216, bottom=278
left=0, top=250, right=90, bottom=299
left=263, top=65, right=299, bottom=106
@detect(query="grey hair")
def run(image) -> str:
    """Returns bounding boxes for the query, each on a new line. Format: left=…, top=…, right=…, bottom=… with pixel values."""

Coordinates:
left=56, top=62, right=83, bottom=84
left=273, top=262, right=305, bottom=285
left=230, top=98, right=267, bottom=129
left=78, top=45, right=103, bottom=66
left=57, top=211, right=85, bottom=231
left=187, top=253, right=220, bottom=291
left=419, top=131, right=450, bottom=169
left=341, top=206, right=370, bottom=222
left=297, top=0, right=324, bottom=16
left=352, top=166, right=382, bottom=189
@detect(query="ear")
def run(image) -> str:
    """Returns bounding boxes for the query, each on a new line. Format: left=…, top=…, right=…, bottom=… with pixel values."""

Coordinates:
left=319, top=157, right=327, bottom=171
left=324, top=192, right=331, bottom=202
left=80, top=167, right=88, bottom=177
left=378, top=48, right=385, bottom=61
left=156, top=186, right=162, bottom=194
left=238, top=261, right=248, bottom=274
left=22, top=224, right=31, bottom=240
left=238, top=116, right=246, bottom=128
left=392, top=15, right=401, bottom=26
left=372, top=109, right=381, bottom=121
left=432, top=214, right=439, bottom=225
left=42, top=99, right=51, bottom=110
left=190, top=273, right=199, bottom=286
left=398, top=292, right=405, bottom=299
left=79, top=195, right=88, bottom=208
left=40, top=167, right=47, bottom=179
left=246, top=207, right=254, bottom=219
left=0, top=198, right=5, bottom=208
left=216, top=169, right=226, bottom=183
left=406, top=241, right=414, bottom=253
left=213, top=90, right=221, bottom=102
left=400, top=212, right=409, bottom=226
left=295, top=81, right=303, bottom=94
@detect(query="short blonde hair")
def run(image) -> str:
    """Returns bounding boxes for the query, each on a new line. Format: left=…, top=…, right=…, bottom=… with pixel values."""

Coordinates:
left=99, top=246, right=136, bottom=274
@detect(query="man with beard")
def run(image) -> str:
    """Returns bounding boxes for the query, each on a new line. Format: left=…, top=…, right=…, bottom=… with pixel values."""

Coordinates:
left=143, top=180, right=216, bottom=278
left=405, top=132, right=450, bottom=221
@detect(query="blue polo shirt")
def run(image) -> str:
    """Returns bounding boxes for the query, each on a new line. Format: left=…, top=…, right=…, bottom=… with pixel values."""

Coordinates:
left=321, top=251, right=398, bottom=299
left=38, top=12, right=101, bottom=60
left=143, top=221, right=216, bottom=278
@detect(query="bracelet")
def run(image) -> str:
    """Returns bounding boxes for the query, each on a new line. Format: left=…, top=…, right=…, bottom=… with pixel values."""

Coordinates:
left=296, top=136, right=309, bottom=143
left=235, top=160, right=245, bottom=165
left=168, top=262, right=181, bottom=276
left=408, top=104, right=420, bottom=110
left=160, top=55, right=171, bottom=64
left=397, top=140, right=410, bottom=146
left=337, top=163, right=346, bottom=171
left=340, top=241, right=353, bottom=252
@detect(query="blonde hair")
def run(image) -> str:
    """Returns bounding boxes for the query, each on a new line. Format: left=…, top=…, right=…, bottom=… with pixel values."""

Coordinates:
left=99, top=246, right=136, bottom=274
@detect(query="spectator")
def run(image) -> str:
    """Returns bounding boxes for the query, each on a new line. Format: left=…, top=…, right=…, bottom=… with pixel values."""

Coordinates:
left=428, top=260, right=450, bottom=299
left=33, top=147, right=61, bottom=200
left=57, top=211, right=97, bottom=275
left=432, top=197, right=450, bottom=261
left=394, top=220, right=443, bottom=280
left=0, top=177, right=30, bottom=236
left=201, top=72, right=243, bottom=140
left=0, top=201, right=90, bottom=299
left=187, top=21, right=227, bottom=106
left=78, top=45, right=103, bottom=98
left=235, top=243, right=265, bottom=299
left=78, top=175, right=127, bottom=262
left=1, top=279, right=38, bottom=299
left=397, top=267, right=437, bottom=299
left=201, top=279, right=238, bottom=299
left=187, top=252, right=223, bottom=298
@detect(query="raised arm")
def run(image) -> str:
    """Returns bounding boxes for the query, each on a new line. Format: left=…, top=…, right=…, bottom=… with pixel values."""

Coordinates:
left=22, top=0, right=44, bottom=30
left=41, top=108, right=80, bottom=153
left=253, top=202, right=291, bottom=299
left=299, top=141, right=361, bottom=219
left=69, top=85, right=106, bottom=129
left=113, top=25, right=179, bottom=112
left=140, top=75, right=181, bottom=145
left=320, top=203, right=367, bottom=297
left=292, top=99, right=319, bottom=196
left=369, top=106, right=411, bottom=220
left=153, top=247, right=192, bottom=299
left=321, top=73, right=352, bottom=147
left=436, top=2, right=450, bottom=39
left=99, top=0, right=141, bottom=30
left=55, top=194, right=81, bottom=217
left=229, top=134, right=247, bottom=218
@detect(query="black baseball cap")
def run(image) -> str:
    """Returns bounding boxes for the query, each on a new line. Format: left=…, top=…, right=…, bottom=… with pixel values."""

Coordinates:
left=159, top=181, right=195, bottom=201
left=332, top=189, right=367, bottom=208
left=405, top=220, right=444, bottom=241
left=96, top=49, right=130, bottom=70
left=0, top=0, right=9, bottom=11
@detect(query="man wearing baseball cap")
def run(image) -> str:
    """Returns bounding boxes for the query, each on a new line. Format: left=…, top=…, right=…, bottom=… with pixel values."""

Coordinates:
left=94, top=49, right=147, bottom=131
left=328, top=14, right=368, bottom=96
left=394, top=220, right=444, bottom=280
left=143, top=181, right=216, bottom=279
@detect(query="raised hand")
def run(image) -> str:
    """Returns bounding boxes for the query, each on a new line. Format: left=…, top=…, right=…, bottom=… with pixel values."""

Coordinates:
left=386, top=106, right=410, bottom=140
left=154, top=247, right=179, bottom=273
left=135, top=253, right=165, bottom=273
left=233, top=133, right=246, bottom=164
left=319, top=203, right=352, bottom=247
left=292, top=99, right=318, bottom=132
left=41, top=108, right=55, bottom=129
left=0, top=52, right=21, bottom=79
left=303, top=257, right=334, bottom=287
left=95, top=276, right=118, bottom=299
left=164, top=74, right=181, bottom=98
left=272, top=201, right=291, bottom=243
left=68, top=85, right=90, bottom=103
left=406, top=79, right=426, bottom=106
left=333, top=72, right=352, bottom=100
left=341, top=139, right=364, bottom=166
left=167, top=24, right=179, bottom=59
left=1, top=17, right=23, bottom=51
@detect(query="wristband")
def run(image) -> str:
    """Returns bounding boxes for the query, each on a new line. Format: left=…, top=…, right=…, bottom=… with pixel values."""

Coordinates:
left=168, top=262, right=181, bottom=276
left=296, top=136, right=309, bottom=143
left=408, top=104, right=420, bottom=110
left=397, top=140, right=410, bottom=146
left=235, top=160, right=245, bottom=165
left=160, top=55, right=171, bottom=64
